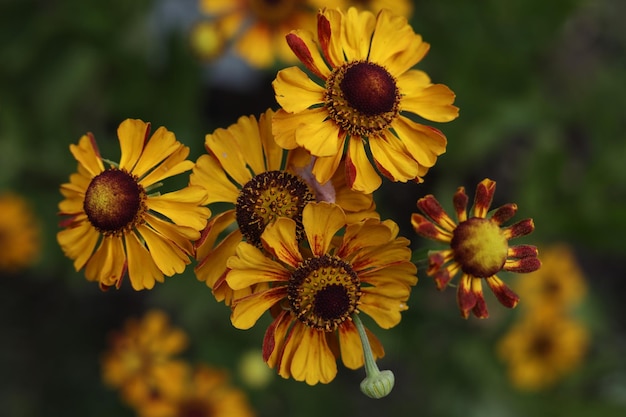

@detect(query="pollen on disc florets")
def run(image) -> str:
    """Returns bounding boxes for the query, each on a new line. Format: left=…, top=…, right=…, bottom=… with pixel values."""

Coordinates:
left=83, top=168, right=147, bottom=236
left=450, top=217, right=508, bottom=278
left=325, top=60, right=401, bottom=138
left=288, top=254, right=361, bottom=332
left=235, top=170, right=315, bottom=248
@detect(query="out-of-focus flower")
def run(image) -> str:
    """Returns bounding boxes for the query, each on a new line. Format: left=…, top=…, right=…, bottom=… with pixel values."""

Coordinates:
left=0, top=192, right=40, bottom=272
left=57, top=119, right=210, bottom=290
left=412, top=178, right=541, bottom=319
left=189, top=20, right=227, bottom=61
left=272, top=7, right=458, bottom=193
left=237, top=349, right=273, bottom=389
left=226, top=202, right=417, bottom=385
left=135, top=365, right=256, bottom=417
left=198, top=0, right=318, bottom=68
left=101, top=310, right=190, bottom=407
left=190, top=108, right=377, bottom=305
left=310, top=0, right=413, bottom=19
left=514, top=243, right=587, bottom=312
left=497, top=308, right=589, bottom=391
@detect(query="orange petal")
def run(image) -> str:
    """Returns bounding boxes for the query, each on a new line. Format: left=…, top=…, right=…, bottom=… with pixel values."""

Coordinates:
left=69, top=133, right=104, bottom=177
left=226, top=242, right=291, bottom=289
left=118, top=119, right=149, bottom=173
left=230, top=286, right=287, bottom=330
left=302, top=202, right=346, bottom=257
left=261, top=218, right=303, bottom=268
left=125, top=232, right=164, bottom=290
left=273, top=66, right=325, bottom=113
left=346, top=136, right=382, bottom=193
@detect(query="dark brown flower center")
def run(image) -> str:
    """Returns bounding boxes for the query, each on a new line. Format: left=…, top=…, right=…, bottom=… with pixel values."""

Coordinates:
left=83, top=169, right=146, bottom=236
left=235, top=170, right=314, bottom=248
left=288, top=254, right=361, bottom=332
left=325, top=61, right=400, bottom=137
left=177, top=399, right=213, bottom=417
left=450, top=217, right=508, bottom=278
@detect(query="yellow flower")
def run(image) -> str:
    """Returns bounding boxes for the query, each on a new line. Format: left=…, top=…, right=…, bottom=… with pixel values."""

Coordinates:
left=0, top=192, right=40, bottom=272
left=514, top=243, right=587, bottom=312
left=134, top=365, right=256, bottom=417
left=412, top=178, right=541, bottom=319
left=225, top=202, right=417, bottom=385
left=198, top=0, right=317, bottom=68
left=497, top=308, right=589, bottom=391
left=190, top=108, right=378, bottom=305
left=101, top=310, right=190, bottom=407
left=310, top=0, right=413, bottom=19
left=272, top=7, right=458, bottom=193
left=57, top=119, right=210, bottom=290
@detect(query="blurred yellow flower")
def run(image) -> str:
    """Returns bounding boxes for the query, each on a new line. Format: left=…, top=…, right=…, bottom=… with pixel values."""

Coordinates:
left=272, top=7, right=458, bottom=193
left=0, top=192, right=40, bottom=272
left=497, top=308, right=589, bottom=391
left=135, top=365, right=256, bottom=417
left=237, top=349, right=273, bottom=389
left=514, top=243, right=587, bottom=312
left=311, top=0, right=413, bottom=19
left=57, top=119, right=210, bottom=290
left=226, top=202, right=417, bottom=385
left=412, top=178, right=541, bottom=319
left=101, top=310, right=190, bottom=408
left=198, top=0, right=318, bottom=68
left=190, top=108, right=377, bottom=305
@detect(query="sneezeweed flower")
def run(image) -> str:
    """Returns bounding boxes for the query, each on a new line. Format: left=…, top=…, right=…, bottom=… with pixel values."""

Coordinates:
left=57, top=119, right=210, bottom=290
left=134, top=365, right=256, bottom=417
left=0, top=192, right=41, bottom=272
left=411, top=178, right=541, bottom=319
left=272, top=7, right=459, bottom=193
left=514, top=243, right=587, bottom=312
left=497, top=308, right=589, bottom=391
left=190, top=108, right=378, bottom=305
left=101, top=310, right=190, bottom=407
left=198, top=0, right=317, bottom=68
left=226, top=201, right=417, bottom=390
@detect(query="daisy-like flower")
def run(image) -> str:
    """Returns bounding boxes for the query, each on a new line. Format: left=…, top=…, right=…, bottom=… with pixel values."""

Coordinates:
left=0, top=192, right=40, bottom=272
left=57, top=119, right=210, bottom=290
left=198, top=0, right=317, bottom=68
left=190, top=108, right=377, bottom=305
left=101, top=310, right=190, bottom=407
left=272, top=7, right=459, bottom=193
left=134, top=365, right=256, bottom=417
left=514, top=244, right=587, bottom=312
left=411, top=178, right=541, bottom=319
left=497, top=308, right=589, bottom=391
left=226, top=202, right=417, bottom=386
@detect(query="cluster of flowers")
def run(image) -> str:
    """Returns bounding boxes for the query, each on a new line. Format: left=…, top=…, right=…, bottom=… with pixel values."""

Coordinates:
left=497, top=244, right=589, bottom=391
left=101, top=310, right=256, bottom=417
left=57, top=6, right=541, bottom=397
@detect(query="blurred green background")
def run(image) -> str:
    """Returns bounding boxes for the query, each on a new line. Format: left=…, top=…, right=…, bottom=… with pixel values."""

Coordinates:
left=2, top=0, right=626, bottom=416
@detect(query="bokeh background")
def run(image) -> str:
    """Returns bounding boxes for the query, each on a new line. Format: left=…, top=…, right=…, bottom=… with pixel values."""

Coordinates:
left=2, top=0, right=626, bottom=416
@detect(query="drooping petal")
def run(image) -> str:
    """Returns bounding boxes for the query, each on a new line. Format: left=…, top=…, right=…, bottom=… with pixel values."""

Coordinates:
left=125, top=232, right=164, bottom=290
left=311, top=134, right=347, bottom=186
left=302, top=202, right=346, bottom=257
left=416, top=194, right=457, bottom=232
left=226, top=242, right=291, bottom=289
left=345, top=136, right=382, bottom=193
left=456, top=273, right=477, bottom=319
left=359, top=289, right=408, bottom=329
left=56, top=220, right=100, bottom=271
left=369, top=131, right=419, bottom=182
left=392, top=116, right=447, bottom=168
left=486, top=275, right=520, bottom=309
left=261, top=218, right=303, bottom=268
left=230, top=286, right=287, bottom=330
left=137, top=224, right=190, bottom=277
left=287, top=325, right=338, bottom=385
left=146, top=186, right=209, bottom=232
left=263, top=310, right=292, bottom=366
left=84, top=236, right=126, bottom=287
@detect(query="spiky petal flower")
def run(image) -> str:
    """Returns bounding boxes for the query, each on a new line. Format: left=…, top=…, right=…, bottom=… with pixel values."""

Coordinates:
left=411, top=178, right=540, bottom=319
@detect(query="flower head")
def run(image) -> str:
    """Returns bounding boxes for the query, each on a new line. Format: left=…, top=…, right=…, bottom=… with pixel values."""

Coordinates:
left=198, top=0, right=318, bottom=68
left=190, top=109, right=377, bottom=305
left=226, top=201, right=417, bottom=384
left=101, top=310, right=190, bottom=407
left=0, top=192, right=40, bottom=272
left=57, top=119, right=210, bottom=290
left=497, top=308, right=589, bottom=391
left=412, top=178, right=541, bottom=319
left=272, top=7, right=458, bottom=193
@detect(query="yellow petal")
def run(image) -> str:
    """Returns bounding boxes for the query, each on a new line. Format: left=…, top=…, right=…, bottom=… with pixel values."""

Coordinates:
left=205, top=127, right=252, bottom=187
left=226, top=242, right=290, bottom=289
left=146, top=186, right=209, bottom=232
left=261, top=218, right=303, bottom=268
left=338, top=219, right=393, bottom=258
left=144, top=214, right=195, bottom=254
left=69, top=134, right=104, bottom=177
left=57, top=220, right=100, bottom=271
left=341, top=7, right=376, bottom=62
left=258, top=108, right=285, bottom=171
left=284, top=28, right=331, bottom=79
left=133, top=126, right=187, bottom=179
left=319, top=8, right=345, bottom=67
left=303, top=202, right=345, bottom=257
left=125, top=232, right=164, bottom=290
left=137, top=224, right=190, bottom=276
left=296, top=117, right=344, bottom=158
left=288, top=325, right=338, bottom=385
left=139, top=146, right=194, bottom=187
left=118, top=119, right=150, bottom=173
left=227, top=113, right=266, bottom=176
left=401, top=84, right=459, bottom=123
left=195, top=209, right=237, bottom=261
left=345, top=136, right=382, bottom=193
left=195, top=228, right=242, bottom=290
left=359, top=290, right=407, bottom=329
left=273, top=66, right=325, bottom=113
left=392, top=116, right=447, bottom=168
left=351, top=238, right=412, bottom=272
left=190, top=154, right=240, bottom=204
left=369, top=132, right=419, bottom=182
left=230, top=286, right=287, bottom=329
left=397, top=69, right=432, bottom=95
left=359, top=262, right=418, bottom=289
left=84, top=236, right=126, bottom=287
left=338, top=320, right=364, bottom=370
left=311, top=135, right=346, bottom=185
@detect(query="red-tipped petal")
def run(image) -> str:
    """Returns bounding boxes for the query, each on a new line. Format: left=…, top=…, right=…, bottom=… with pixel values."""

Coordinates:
left=457, top=274, right=477, bottom=319
left=452, top=186, right=469, bottom=222
left=286, top=33, right=326, bottom=80
left=411, top=214, right=452, bottom=242
left=508, top=244, right=539, bottom=259
left=491, top=203, right=518, bottom=225
left=317, top=12, right=335, bottom=68
left=417, top=195, right=456, bottom=231
left=503, top=218, right=535, bottom=240
left=504, top=257, right=541, bottom=273
left=472, top=178, right=496, bottom=218
left=486, top=275, right=519, bottom=308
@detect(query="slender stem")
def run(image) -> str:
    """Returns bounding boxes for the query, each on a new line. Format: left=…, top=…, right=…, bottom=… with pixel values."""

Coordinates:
left=352, top=313, right=380, bottom=374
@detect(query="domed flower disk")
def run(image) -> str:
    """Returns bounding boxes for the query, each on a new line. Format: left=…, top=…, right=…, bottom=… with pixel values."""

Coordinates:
left=225, top=202, right=417, bottom=385
left=272, top=7, right=459, bottom=193
left=190, top=108, right=378, bottom=305
left=57, top=119, right=210, bottom=290
left=411, top=178, right=541, bottom=319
